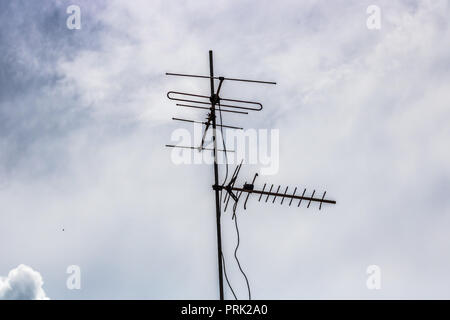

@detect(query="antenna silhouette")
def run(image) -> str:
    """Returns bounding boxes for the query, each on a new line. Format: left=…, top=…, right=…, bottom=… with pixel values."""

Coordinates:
left=165, top=51, right=336, bottom=300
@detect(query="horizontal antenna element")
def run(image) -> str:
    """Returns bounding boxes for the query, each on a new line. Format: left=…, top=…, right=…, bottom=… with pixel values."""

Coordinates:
left=172, top=117, right=243, bottom=130
left=166, top=72, right=277, bottom=85
left=168, top=91, right=264, bottom=111
left=165, top=145, right=234, bottom=153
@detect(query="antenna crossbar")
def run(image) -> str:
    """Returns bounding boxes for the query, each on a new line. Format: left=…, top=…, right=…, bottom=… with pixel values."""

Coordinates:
left=172, top=117, right=243, bottom=130
left=227, top=186, right=336, bottom=205
left=165, top=144, right=234, bottom=153
left=168, top=91, right=264, bottom=111
left=166, top=72, right=277, bottom=85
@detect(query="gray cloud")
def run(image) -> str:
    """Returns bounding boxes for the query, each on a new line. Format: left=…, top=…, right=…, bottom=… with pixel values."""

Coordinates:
left=0, top=0, right=450, bottom=299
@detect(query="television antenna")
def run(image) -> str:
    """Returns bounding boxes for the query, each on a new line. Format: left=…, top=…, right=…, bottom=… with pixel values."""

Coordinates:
left=165, top=51, right=336, bottom=300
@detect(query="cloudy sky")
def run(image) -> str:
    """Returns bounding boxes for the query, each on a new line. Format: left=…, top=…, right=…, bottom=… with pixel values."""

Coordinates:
left=1, top=0, right=449, bottom=299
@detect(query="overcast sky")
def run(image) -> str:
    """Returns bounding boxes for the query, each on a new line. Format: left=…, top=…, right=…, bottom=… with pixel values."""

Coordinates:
left=1, top=0, right=450, bottom=299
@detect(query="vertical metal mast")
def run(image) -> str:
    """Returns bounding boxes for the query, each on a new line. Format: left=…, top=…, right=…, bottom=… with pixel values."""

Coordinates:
left=209, top=50, right=224, bottom=300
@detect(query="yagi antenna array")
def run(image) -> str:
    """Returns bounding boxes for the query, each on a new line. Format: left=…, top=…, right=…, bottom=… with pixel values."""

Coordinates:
left=165, top=51, right=337, bottom=301
left=165, top=72, right=272, bottom=151
left=219, top=161, right=336, bottom=213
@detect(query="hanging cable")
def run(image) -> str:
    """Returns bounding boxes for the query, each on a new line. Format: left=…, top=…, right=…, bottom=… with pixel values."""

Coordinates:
left=232, top=199, right=252, bottom=300
left=221, top=253, right=237, bottom=300
left=219, top=98, right=252, bottom=300
left=218, top=92, right=251, bottom=300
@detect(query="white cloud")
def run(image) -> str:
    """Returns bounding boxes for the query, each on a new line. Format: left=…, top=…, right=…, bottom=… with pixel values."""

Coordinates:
left=0, top=265, right=49, bottom=300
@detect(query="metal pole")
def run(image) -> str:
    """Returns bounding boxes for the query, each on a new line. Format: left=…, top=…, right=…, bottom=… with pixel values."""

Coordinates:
left=209, top=50, right=224, bottom=300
